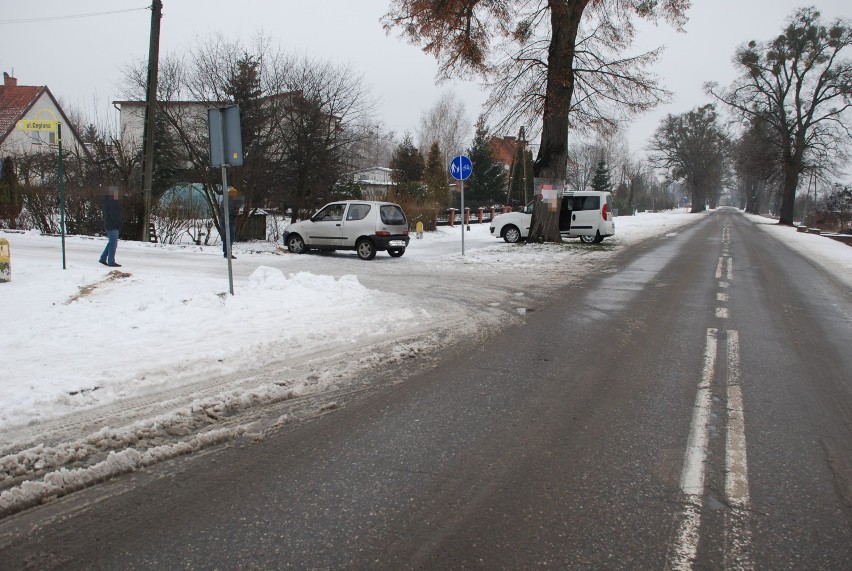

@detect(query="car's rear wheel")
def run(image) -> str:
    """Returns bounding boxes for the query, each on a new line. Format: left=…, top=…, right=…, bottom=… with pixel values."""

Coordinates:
left=503, top=225, right=521, bottom=243
left=287, top=234, right=307, bottom=254
left=356, top=238, right=377, bottom=260
left=388, top=248, right=405, bottom=257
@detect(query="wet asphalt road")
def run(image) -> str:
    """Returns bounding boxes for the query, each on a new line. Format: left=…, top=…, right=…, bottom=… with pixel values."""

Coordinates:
left=1, top=210, right=850, bottom=569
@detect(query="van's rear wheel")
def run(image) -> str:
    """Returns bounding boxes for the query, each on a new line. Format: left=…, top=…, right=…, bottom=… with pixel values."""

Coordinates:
left=579, top=234, right=596, bottom=244
left=356, top=238, right=377, bottom=260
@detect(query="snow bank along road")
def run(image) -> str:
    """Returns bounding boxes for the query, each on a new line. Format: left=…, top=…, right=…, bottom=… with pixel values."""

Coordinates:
left=1, top=212, right=701, bottom=517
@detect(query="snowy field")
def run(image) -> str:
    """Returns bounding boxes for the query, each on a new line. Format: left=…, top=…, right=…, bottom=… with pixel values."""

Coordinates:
left=1, top=209, right=849, bottom=516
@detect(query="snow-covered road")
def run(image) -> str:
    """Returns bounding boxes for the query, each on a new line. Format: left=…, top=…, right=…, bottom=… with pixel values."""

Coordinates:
left=2, top=210, right=848, bottom=517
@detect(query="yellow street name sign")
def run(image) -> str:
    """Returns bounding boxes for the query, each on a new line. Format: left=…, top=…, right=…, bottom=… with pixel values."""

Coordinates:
left=16, top=119, right=57, bottom=132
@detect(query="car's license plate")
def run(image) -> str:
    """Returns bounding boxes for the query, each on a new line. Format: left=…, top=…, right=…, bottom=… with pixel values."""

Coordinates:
left=389, top=240, right=405, bottom=247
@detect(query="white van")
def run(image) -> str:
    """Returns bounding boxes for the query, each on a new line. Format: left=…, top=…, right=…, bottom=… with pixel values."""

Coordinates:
left=490, top=191, right=615, bottom=244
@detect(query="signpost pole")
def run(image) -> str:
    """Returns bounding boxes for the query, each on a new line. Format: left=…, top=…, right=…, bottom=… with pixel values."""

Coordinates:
left=57, top=122, right=66, bottom=270
left=460, top=177, right=465, bottom=256
left=219, top=111, right=234, bottom=296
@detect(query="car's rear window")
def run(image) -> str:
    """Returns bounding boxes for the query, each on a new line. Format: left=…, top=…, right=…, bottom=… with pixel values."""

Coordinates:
left=380, top=204, right=407, bottom=225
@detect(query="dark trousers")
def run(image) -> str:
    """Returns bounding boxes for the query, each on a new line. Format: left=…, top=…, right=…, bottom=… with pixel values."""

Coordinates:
left=100, top=229, right=119, bottom=264
left=222, top=223, right=235, bottom=256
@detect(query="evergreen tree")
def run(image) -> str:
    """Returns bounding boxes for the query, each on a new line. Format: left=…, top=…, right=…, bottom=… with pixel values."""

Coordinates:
left=423, top=141, right=448, bottom=208
left=465, top=119, right=506, bottom=205
left=390, top=133, right=425, bottom=183
left=223, top=54, right=275, bottom=226
left=591, top=159, right=612, bottom=194
left=0, top=156, right=23, bottom=227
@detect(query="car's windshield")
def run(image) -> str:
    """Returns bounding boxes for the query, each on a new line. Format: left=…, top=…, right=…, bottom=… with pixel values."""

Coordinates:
left=523, top=200, right=535, bottom=214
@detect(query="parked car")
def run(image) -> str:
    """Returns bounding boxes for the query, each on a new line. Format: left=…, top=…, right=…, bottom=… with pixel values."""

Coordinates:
left=490, top=191, right=615, bottom=244
left=283, top=201, right=410, bottom=260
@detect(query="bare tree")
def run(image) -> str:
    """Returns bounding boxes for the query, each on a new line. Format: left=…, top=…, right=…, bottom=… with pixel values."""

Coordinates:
left=706, top=6, right=852, bottom=225
left=384, top=0, right=689, bottom=242
left=732, top=116, right=780, bottom=215
left=416, top=90, right=473, bottom=160
left=648, top=104, right=729, bottom=212
left=566, top=132, right=628, bottom=193
left=277, top=55, right=375, bottom=220
left=122, top=33, right=375, bottom=232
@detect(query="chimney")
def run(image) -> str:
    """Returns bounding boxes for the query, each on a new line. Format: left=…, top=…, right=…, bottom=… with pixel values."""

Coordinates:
left=3, top=72, right=17, bottom=87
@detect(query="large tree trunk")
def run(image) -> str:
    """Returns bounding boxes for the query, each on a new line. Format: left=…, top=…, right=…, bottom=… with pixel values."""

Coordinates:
left=778, top=157, right=801, bottom=225
left=778, top=133, right=806, bottom=225
left=529, top=0, right=589, bottom=242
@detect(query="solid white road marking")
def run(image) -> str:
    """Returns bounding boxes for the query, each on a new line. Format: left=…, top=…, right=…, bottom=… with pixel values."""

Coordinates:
left=667, top=329, right=717, bottom=570
left=725, top=330, right=754, bottom=570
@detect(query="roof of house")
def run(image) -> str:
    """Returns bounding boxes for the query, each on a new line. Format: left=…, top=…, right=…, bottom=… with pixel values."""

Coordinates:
left=0, top=72, right=88, bottom=154
left=489, top=136, right=519, bottom=166
left=0, top=77, right=44, bottom=144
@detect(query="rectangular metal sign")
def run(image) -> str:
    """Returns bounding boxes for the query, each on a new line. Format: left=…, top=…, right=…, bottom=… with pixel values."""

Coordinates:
left=208, top=105, right=243, bottom=167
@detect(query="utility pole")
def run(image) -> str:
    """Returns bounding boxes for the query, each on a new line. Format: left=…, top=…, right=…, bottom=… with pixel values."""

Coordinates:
left=520, top=126, right=528, bottom=203
left=140, top=0, right=163, bottom=242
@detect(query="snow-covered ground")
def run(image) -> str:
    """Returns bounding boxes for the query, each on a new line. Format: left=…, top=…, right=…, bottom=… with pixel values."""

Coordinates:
left=1, top=209, right=849, bottom=516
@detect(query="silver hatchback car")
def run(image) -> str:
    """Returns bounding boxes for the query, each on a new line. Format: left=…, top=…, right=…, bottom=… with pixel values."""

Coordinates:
left=283, top=201, right=411, bottom=260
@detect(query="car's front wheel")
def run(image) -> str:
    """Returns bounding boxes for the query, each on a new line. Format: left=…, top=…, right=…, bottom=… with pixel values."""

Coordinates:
left=503, top=225, right=521, bottom=243
left=388, top=248, right=405, bottom=258
left=356, top=238, right=377, bottom=260
left=287, top=234, right=307, bottom=254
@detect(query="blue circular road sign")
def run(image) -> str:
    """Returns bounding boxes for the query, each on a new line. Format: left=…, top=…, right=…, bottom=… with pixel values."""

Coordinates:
left=449, top=155, right=473, bottom=181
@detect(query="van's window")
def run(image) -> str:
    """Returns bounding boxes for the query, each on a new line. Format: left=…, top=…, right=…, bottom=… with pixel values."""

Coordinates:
left=573, top=196, right=600, bottom=211
left=314, top=203, right=346, bottom=221
left=380, top=204, right=407, bottom=225
left=346, top=204, right=371, bottom=221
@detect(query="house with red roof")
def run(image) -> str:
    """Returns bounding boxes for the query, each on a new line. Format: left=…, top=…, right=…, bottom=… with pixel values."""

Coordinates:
left=0, top=72, right=87, bottom=159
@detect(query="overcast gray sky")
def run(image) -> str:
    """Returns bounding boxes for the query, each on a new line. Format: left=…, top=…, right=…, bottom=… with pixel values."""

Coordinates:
left=1, top=1, right=849, bottom=158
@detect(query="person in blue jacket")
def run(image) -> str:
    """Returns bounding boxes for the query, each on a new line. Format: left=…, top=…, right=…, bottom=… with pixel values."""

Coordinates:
left=99, top=188, right=122, bottom=267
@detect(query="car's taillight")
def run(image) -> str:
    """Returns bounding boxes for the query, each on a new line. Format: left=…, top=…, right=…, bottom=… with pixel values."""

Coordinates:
left=602, top=203, right=608, bottom=221
left=376, top=231, right=390, bottom=237
left=402, top=230, right=409, bottom=236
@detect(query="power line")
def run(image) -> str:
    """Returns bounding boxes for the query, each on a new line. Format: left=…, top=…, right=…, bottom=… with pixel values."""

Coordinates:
left=0, top=7, right=148, bottom=25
